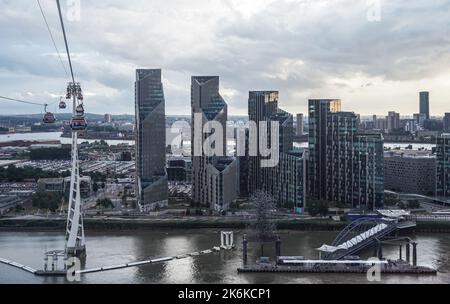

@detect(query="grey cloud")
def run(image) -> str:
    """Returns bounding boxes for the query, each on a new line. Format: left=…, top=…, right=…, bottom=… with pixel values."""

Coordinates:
left=0, top=0, right=449, bottom=115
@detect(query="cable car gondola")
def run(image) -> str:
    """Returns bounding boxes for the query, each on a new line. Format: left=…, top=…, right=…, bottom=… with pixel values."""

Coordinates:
left=75, top=104, right=84, bottom=115
left=70, top=116, right=87, bottom=131
left=42, top=104, right=56, bottom=124
left=59, top=97, right=66, bottom=109
left=43, top=112, right=56, bottom=124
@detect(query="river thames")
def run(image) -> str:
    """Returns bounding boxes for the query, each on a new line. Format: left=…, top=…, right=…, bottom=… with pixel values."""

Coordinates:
left=0, top=131, right=437, bottom=151
left=1, top=230, right=449, bottom=284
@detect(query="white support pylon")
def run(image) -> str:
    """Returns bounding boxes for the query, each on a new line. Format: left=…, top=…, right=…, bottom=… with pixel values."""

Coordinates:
left=64, top=83, right=86, bottom=258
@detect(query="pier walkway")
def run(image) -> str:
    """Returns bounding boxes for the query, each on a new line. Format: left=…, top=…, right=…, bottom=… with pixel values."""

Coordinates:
left=318, top=218, right=416, bottom=260
left=0, top=257, right=37, bottom=274
left=0, top=231, right=235, bottom=277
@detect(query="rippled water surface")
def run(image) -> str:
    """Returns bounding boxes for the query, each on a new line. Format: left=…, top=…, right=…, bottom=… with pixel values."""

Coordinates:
left=1, top=230, right=449, bottom=284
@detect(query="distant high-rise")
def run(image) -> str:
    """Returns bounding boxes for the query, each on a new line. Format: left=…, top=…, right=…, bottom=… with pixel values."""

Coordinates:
left=308, top=99, right=384, bottom=209
left=436, top=133, right=450, bottom=199
left=135, top=69, right=168, bottom=212
left=386, top=111, right=400, bottom=133
left=296, top=113, right=304, bottom=136
left=191, top=76, right=238, bottom=211
left=413, top=113, right=427, bottom=127
left=104, top=113, right=112, bottom=124
left=420, top=91, right=430, bottom=120
left=444, top=113, right=450, bottom=132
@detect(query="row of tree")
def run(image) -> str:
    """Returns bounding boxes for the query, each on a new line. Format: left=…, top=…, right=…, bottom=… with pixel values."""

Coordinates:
left=32, top=192, right=62, bottom=212
left=0, top=165, right=70, bottom=182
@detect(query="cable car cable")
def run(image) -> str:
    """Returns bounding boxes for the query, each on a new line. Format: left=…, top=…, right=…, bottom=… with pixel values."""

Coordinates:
left=36, top=0, right=70, bottom=79
left=56, top=0, right=76, bottom=84
left=0, top=95, right=46, bottom=107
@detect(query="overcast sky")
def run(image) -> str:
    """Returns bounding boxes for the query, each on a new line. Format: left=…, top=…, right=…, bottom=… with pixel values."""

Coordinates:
left=0, top=0, right=449, bottom=116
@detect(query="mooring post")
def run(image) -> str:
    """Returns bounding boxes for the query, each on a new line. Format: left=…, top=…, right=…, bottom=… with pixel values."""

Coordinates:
left=377, top=242, right=383, bottom=260
left=412, top=242, right=418, bottom=267
left=242, top=234, right=248, bottom=266
left=406, top=242, right=410, bottom=264
left=275, top=236, right=281, bottom=258
left=399, top=245, right=403, bottom=260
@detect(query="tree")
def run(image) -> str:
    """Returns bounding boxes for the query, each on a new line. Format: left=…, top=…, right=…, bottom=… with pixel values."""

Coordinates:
left=93, top=182, right=99, bottom=193
left=96, top=198, right=114, bottom=210
left=247, top=191, right=277, bottom=256
left=307, top=199, right=329, bottom=217
left=121, top=189, right=128, bottom=207
left=32, top=192, right=62, bottom=212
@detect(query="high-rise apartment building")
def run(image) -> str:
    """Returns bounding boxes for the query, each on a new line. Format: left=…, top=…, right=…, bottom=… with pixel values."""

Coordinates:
left=191, top=76, right=238, bottom=211
left=443, top=113, right=450, bottom=132
left=135, top=69, right=168, bottom=212
left=104, top=113, right=113, bottom=124
left=308, top=99, right=384, bottom=209
left=307, top=99, right=341, bottom=201
left=248, top=91, right=279, bottom=195
left=296, top=113, right=304, bottom=136
left=437, top=133, right=450, bottom=199
left=386, top=111, right=400, bottom=133
left=420, top=91, right=430, bottom=120
left=248, top=92, right=306, bottom=211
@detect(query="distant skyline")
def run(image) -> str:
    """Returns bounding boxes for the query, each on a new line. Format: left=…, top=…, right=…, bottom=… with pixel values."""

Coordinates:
left=1, top=0, right=449, bottom=116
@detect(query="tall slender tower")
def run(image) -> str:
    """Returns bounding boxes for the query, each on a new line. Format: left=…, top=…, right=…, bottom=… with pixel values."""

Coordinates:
left=308, top=99, right=341, bottom=200
left=191, top=76, right=238, bottom=210
left=135, top=69, right=168, bottom=212
left=296, top=113, right=304, bottom=136
left=248, top=91, right=279, bottom=194
left=420, top=91, right=430, bottom=120
left=65, top=82, right=86, bottom=258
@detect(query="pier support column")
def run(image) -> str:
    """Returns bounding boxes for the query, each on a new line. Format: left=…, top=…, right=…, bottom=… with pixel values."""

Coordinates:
left=243, top=234, right=248, bottom=266
left=275, top=236, right=281, bottom=258
left=399, top=245, right=403, bottom=260
left=412, top=242, right=418, bottom=267
left=221, top=231, right=234, bottom=249
left=406, top=242, right=410, bottom=264
left=44, top=256, right=48, bottom=272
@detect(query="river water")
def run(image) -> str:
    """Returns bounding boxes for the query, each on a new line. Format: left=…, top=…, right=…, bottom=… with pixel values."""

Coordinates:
left=0, top=132, right=436, bottom=151
left=0, top=230, right=449, bottom=284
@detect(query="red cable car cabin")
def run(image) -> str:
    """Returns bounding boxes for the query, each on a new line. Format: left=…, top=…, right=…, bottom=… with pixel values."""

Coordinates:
left=43, top=112, right=56, bottom=124
left=70, top=116, right=87, bottom=131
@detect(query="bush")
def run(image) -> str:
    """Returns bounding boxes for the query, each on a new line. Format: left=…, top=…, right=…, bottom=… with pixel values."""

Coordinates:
left=96, top=198, right=114, bottom=209
left=32, top=192, right=62, bottom=212
left=307, top=199, right=329, bottom=217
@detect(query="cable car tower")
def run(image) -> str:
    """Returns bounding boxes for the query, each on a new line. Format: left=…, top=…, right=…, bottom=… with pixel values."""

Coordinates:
left=54, top=0, right=87, bottom=258
left=64, top=82, right=86, bottom=258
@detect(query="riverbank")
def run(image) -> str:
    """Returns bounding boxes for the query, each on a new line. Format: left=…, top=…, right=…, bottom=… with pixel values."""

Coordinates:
left=0, top=217, right=345, bottom=231
left=1, top=217, right=450, bottom=232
